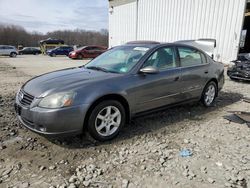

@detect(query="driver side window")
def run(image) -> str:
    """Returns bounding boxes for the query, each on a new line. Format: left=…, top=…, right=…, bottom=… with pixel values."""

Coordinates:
left=143, top=47, right=177, bottom=70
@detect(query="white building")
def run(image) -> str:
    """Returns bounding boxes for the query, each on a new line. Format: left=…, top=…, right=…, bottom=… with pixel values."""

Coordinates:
left=109, top=0, right=250, bottom=63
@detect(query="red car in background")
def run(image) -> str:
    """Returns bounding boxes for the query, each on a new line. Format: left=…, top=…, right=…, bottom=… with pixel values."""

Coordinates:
left=69, top=46, right=107, bottom=59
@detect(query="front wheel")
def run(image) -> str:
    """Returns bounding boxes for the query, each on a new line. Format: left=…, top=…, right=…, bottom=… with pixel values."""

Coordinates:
left=10, top=52, right=17, bottom=58
left=201, top=81, right=217, bottom=107
left=87, top=100, right=126, bottom=141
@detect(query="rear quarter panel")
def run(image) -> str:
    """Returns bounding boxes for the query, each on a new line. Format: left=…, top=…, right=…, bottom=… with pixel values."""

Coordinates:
left=207, top=58, right=224, bottom=91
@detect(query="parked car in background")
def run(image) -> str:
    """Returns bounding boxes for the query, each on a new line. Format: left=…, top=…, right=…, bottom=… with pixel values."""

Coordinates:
left=227, top=53, right=250, bottom=81
left=69, top=46, right=107, bottom=59
left=40, top=38, right=64, bottom=45
left=19, top=47, right=41, bottom=55
left=15, top=41, right=224, bottom=141
left=0, top=45, right=18, bottom=57
left=47, top=46, right=73, bottom=57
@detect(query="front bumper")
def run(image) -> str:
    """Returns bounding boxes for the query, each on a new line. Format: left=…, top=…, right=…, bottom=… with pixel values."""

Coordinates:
left=227, top=70, right=250, bottom=81
left=69, top=53, right=77, bottom=59
left=15, top=100, right=90, bottom=137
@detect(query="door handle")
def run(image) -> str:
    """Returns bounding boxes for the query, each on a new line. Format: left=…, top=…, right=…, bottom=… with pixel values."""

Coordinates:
left=204, top=71, right=209, bottom=74
left=174, top=76, right=180, bottom=81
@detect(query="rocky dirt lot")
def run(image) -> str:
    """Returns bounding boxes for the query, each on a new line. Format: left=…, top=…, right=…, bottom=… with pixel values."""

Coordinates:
left=0, top=56, right=250, bottom=188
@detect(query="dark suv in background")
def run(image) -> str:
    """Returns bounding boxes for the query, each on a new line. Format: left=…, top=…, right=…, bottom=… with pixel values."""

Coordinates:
left=47, top=46, right=73, bottom=57
left=18, top=47, right=41, bottom=55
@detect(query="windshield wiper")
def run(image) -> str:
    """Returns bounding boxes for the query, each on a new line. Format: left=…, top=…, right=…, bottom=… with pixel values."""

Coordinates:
left=86, top=66, right=109, bottom=72
left=86, top=66, right=119, bottom=74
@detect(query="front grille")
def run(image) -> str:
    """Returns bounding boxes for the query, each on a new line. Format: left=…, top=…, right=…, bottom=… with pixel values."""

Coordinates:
left=18, top=89, right=34, bottom=107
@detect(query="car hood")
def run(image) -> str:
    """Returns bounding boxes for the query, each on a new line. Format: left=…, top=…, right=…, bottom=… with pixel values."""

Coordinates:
left=234, top=61, right=250, bottom=70
left=22, top=67, right=119, bottom=97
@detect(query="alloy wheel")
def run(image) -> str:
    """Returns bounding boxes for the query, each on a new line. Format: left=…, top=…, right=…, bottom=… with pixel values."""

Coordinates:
left=11, top=53, right=17, bottom=57
left=204, top=85, right=216, bottom=105
left=95, top=106, right=121, bottom=137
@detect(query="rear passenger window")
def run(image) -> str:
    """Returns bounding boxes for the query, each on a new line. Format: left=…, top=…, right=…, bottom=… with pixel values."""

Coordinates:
left=178, top=47, right=205, bottom=67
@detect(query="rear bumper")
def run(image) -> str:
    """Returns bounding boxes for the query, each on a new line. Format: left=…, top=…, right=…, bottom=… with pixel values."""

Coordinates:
left=15, top=101, right=90, bottom=138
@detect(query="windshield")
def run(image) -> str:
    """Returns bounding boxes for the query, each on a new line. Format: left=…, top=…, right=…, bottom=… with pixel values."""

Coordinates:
left=77, top=46, right=86, bottom=50
left=85, top=46, right=149, bottom=73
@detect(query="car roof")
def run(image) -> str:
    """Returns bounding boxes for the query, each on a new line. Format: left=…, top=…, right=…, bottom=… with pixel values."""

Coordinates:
left=0, top=45, right=15, bottom=47
left=122, top=40, right=188, bottom=48
left=122, top=43, right=159, bottom=48
left=121, top=41, right=209, bottom=54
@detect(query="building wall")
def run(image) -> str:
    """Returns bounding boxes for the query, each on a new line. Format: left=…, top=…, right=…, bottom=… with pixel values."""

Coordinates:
left=109, top=0, right=247, bottom=62
left=109, top=2, right=137, bottom=47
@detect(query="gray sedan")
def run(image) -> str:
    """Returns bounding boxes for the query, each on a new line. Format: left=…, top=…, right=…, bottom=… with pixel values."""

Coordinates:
left=15, top=41, right=224, bottom=141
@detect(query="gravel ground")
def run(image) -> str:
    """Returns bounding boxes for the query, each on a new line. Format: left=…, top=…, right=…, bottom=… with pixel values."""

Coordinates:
left=0, top=56, right=250, bottom=188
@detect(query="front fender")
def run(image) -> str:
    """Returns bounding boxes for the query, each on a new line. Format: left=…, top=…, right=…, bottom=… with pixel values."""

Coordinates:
left=74, top=81, right=129, bottom=106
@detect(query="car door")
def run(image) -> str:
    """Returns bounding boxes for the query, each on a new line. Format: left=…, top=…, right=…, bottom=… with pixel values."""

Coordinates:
left=93, top=47, right=103, bottom=56
left=91, top=47, right=98, bottom=57
left=25, top=48, right=31, bottom=54
left=132, top=46, right=183, bottom=113
left=60, top=47, right=65, bottom=55
left=68, top=47, right=73, bottom=54
left=84, top=47, right=96, bottom=58
left=58, top=48, right=65, bottom=55
left=63, top=47, right=69, bottom=55
left=177, top=46, right=210, bottom=100
left=30, top=48, right=35, bottom=54
left=2, top=46, right=10, bottom=55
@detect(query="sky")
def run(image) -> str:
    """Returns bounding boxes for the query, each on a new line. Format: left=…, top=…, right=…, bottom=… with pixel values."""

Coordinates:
left=0, top=0, right=109, bottom=33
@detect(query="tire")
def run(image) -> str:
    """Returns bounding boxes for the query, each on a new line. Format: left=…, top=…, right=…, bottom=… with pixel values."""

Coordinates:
left=201, top=81, right=218, bottom=107
left=51, top=53, right=56, bottom=57
left=10, top=52, right=17, bottom=58
left=87, top=100, right=126, bottom=141
left=77, top=54, right=83, bottom=59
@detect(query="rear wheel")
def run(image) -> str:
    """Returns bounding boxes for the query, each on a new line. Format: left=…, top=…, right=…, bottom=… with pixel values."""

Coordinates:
left=201, top=81, right=217, bottom=107
left=10, top=52, right=17, bottom=58
left=87, top=100, right=126, bottom=141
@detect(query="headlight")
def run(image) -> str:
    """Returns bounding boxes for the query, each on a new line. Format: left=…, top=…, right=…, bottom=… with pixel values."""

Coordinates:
left=71, top=52, right=76, bottom=55
left=38, top=92, right=76, bottom=109
left=228, top=63, right=235, bottom=69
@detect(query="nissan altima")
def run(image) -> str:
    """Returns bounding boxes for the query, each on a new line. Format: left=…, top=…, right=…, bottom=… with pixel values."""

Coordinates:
left=15, top=41, right=224, bottom=141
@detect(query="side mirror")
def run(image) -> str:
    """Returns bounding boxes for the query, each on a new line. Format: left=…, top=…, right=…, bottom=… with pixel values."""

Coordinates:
left=139, top=66, right=159, bottom=74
